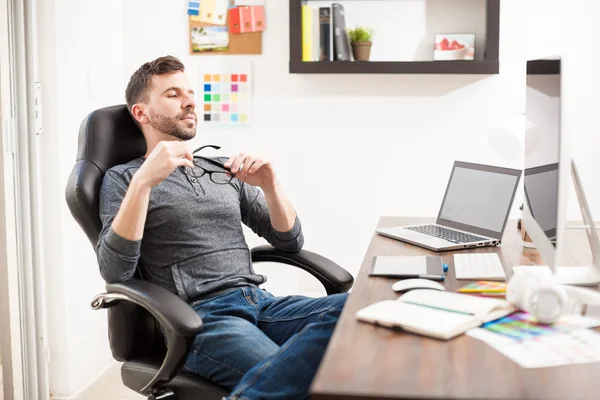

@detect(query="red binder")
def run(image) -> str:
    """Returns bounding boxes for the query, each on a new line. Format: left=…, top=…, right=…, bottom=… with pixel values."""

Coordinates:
left=251, top=6, right=265, bottom=32
left=228, top=7, right=242, bottom=34
left=228, top=6, right=265, bottom=34
left=240, top=6, right=252, bottom=32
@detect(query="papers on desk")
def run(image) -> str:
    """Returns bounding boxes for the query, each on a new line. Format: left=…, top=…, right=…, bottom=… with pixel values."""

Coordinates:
left=468, top=328, right=600, bottom=369
left=467, top=312, right=600, bottom=368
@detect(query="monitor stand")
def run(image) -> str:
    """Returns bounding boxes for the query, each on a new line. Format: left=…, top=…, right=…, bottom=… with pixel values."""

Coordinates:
left=553, top=159, right=600, bottom=286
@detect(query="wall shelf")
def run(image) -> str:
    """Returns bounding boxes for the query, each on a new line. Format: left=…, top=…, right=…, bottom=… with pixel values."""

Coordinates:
left=290, top=60, right=499, bottom=74
left=526, top=59, right=560, bottom=75
left=289, top=0, right=501, bottom=75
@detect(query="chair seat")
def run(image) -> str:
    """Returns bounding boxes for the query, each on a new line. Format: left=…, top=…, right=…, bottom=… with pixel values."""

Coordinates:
left=121, top=357, right=229, bottom=400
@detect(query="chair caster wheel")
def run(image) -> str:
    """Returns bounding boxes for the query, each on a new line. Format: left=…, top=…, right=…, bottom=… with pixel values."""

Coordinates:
left=148, top=389, right=176, bottom=400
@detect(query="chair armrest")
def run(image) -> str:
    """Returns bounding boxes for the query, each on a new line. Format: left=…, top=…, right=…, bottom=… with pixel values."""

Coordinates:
left=90, top=280, right=202, bottom=396
left=250, top=245, right=354, bottom=295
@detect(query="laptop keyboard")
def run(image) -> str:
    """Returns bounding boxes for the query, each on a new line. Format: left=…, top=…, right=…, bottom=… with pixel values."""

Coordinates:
left=405, top=225, right=488, bottom=244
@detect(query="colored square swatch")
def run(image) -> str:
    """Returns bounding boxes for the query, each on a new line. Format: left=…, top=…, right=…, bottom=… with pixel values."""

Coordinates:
left=222, top=104, right=229, bottom=112
left=237, top=83, right=247, bottom=92
left=232, top=74, right=239, bottom=82
left=204, top=104, right=211, bottom=112
left=204, top=84, right=212, bottom=92
left=240, top=114, right=247, bottom=122
left=232, top=84, right=238, bottom=92
left=213, top=94, right=221, bottom=102
left=213, top=84, right=221, bottom=92
left=231, top=114, right=239, bottom=122
left=204, top=114, right=211, bottom=121
left=212, top=74, right=221, bottom=82
left=212, top=114, right=221, bottom=122
left=204, top=74, right=212, bottom=82
left=222, top=74, right=231, bottom=82
left=232, top=93, right=239, bottom=102
left=204, top=94, right=211, bottom=102
left=240, top=74, right=247, bottom=82
left=230, top=104, right=239, bottom=113
left=222, top=94, right=230, bottom=102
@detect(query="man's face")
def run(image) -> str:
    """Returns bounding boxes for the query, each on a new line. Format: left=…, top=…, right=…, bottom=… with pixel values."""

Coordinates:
left=145, top=71, right=197, bottom=140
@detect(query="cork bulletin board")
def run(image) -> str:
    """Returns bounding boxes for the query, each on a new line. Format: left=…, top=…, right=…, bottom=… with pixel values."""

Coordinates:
left=188, top=3, right=262, bottom=56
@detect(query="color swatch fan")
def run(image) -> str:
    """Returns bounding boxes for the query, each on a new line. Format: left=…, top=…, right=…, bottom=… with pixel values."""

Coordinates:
left=199, top=61, right=252, bottom=127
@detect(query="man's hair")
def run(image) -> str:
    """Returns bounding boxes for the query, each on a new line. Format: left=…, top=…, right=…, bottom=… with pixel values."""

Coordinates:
left=125, top=55, right=185, bottom=112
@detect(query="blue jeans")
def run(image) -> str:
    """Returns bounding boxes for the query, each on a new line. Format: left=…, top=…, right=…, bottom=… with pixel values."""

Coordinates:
left=183, top=286, right=348, bottom=400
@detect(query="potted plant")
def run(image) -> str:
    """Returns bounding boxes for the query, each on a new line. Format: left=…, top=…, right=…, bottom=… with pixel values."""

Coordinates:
left=348, top=26, right=374, bottom=61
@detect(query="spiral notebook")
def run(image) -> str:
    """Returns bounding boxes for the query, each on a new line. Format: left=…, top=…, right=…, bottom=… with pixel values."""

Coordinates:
left=356, top=290, right=515, bottom=340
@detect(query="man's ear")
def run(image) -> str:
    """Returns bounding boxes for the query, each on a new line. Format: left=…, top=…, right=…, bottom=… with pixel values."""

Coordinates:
left=131, top=104, right=149, bottom=125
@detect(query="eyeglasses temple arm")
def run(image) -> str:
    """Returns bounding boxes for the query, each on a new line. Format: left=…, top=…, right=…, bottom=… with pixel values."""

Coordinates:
left=192, top=144, right=221, bottom=154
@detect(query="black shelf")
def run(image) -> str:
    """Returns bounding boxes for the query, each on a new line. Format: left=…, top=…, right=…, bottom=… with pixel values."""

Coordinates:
left=290, top=60, right=499, bottom=74
left=527, top=59, right=560, bottom=75
left=289, top=0, right=501, bottom=75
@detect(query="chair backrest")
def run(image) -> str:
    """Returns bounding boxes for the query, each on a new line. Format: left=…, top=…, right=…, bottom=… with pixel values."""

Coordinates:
left=65, top=104, right=147, bottom=247
left=65, top=105, right=165, bottom=362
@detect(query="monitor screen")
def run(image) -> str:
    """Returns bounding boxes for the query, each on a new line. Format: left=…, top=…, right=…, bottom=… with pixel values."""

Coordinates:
left=437, top=162, right=521, bottom=239
left=524, top=59, right=561, bottom=246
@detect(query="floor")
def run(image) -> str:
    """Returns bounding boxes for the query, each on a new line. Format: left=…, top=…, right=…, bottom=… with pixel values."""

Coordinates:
left=77, top=364, right=142, bottom=400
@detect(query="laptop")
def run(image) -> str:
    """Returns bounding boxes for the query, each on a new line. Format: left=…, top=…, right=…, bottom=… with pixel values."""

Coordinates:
left=376, top=161, right=522, bottom=252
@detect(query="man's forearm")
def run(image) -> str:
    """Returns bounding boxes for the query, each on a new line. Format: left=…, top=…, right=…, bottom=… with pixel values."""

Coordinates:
left=262, top=183, right=297, bottom=232
left=111, top=177, right=152, bottom=241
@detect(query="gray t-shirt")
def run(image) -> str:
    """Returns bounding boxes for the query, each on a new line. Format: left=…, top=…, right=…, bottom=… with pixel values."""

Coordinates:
left=96, top=156, right=304, bottom=303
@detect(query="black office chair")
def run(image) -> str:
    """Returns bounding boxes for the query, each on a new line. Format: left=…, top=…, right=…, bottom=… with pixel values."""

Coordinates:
left=64, top=105, right=354, bottom=400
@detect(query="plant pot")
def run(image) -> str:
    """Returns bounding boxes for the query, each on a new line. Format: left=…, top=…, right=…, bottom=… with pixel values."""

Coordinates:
left=351, top=41, right=372, bottom=61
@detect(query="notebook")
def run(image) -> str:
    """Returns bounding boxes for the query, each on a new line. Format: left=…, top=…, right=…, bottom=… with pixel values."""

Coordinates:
left=458, top=281, right=508, bottom=297
left=356, top=289, right=515, bottom=340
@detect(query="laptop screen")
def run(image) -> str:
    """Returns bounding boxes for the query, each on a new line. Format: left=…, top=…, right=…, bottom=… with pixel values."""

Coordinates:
left=436, top=162, right=522, bottom=239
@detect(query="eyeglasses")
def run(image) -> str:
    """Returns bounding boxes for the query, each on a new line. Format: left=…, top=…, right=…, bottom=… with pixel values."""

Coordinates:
left=185, top=144, right=234, bottom=185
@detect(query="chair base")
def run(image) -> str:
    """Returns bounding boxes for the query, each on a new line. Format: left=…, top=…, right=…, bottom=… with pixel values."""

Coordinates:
left=148, top=389, right=175, bottom=400
left=121, top=358, right=229, bottom=400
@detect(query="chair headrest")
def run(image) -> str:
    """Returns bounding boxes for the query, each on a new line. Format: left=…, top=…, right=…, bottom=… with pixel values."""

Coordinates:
left=65, top=105, right=147, bottom=247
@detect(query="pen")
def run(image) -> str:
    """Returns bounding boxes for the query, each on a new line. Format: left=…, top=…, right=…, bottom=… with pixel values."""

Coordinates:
left=419, top=274, right=445, bottom=281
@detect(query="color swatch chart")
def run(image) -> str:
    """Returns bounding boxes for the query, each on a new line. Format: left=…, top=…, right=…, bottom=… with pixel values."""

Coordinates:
left=201, top=72, right=250, bottom=125
left=481, top=312, right=580, bottom=341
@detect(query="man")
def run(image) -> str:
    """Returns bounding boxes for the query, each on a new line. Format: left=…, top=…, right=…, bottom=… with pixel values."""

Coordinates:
left=96, top=55, right=348, bottom=400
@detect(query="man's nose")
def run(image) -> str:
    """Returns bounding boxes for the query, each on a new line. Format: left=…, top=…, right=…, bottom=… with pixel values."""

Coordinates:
left=183, top=94, right=196, bottom=110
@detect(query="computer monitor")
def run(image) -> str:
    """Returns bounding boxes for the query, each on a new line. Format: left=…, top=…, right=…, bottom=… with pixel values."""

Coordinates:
left=523, top=57, right=600, bottom=286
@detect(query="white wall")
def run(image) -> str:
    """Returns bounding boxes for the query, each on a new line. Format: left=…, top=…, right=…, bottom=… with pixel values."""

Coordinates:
left=38, top=0, right=125, bottom=397
left=37, top=0, right=599, bottom=397
left=120, top=0, right=530, bottom=289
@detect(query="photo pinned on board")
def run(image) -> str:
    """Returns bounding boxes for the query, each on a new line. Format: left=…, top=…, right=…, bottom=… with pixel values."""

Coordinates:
left=191, top=26, right=230, bottom=53
left=433, top=33, right=475, bottom=61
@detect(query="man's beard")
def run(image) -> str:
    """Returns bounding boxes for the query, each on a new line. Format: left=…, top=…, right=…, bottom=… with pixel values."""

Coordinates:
left=148, top=109, right=197, bottom=140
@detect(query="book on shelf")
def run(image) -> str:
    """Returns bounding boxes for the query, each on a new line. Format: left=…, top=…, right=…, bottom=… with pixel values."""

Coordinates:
left=301, top=2, right=351, bottom=62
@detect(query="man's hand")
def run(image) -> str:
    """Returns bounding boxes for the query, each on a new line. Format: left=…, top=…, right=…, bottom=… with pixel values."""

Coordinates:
left=224, top=153, right=278, bottom=190
left=133, top=141, right=194, bottom=188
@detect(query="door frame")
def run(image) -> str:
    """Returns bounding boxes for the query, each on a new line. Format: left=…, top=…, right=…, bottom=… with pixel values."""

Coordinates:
left=0, top=0, right=49, bottom=398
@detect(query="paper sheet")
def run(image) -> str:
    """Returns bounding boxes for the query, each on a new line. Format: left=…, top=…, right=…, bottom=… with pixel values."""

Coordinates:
left=511, top=265, right=554, bottom=278
left=467, top=327, right=600, bottom=368
left=235, top=0, right=264, bottom=5
left=479, top=311, right=592, bottom=340
left=198, top=59, right=252, bottom=128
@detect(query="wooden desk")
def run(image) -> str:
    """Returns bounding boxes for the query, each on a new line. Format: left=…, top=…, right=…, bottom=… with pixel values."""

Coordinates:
left=310, top=217, right=600, bottom=400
